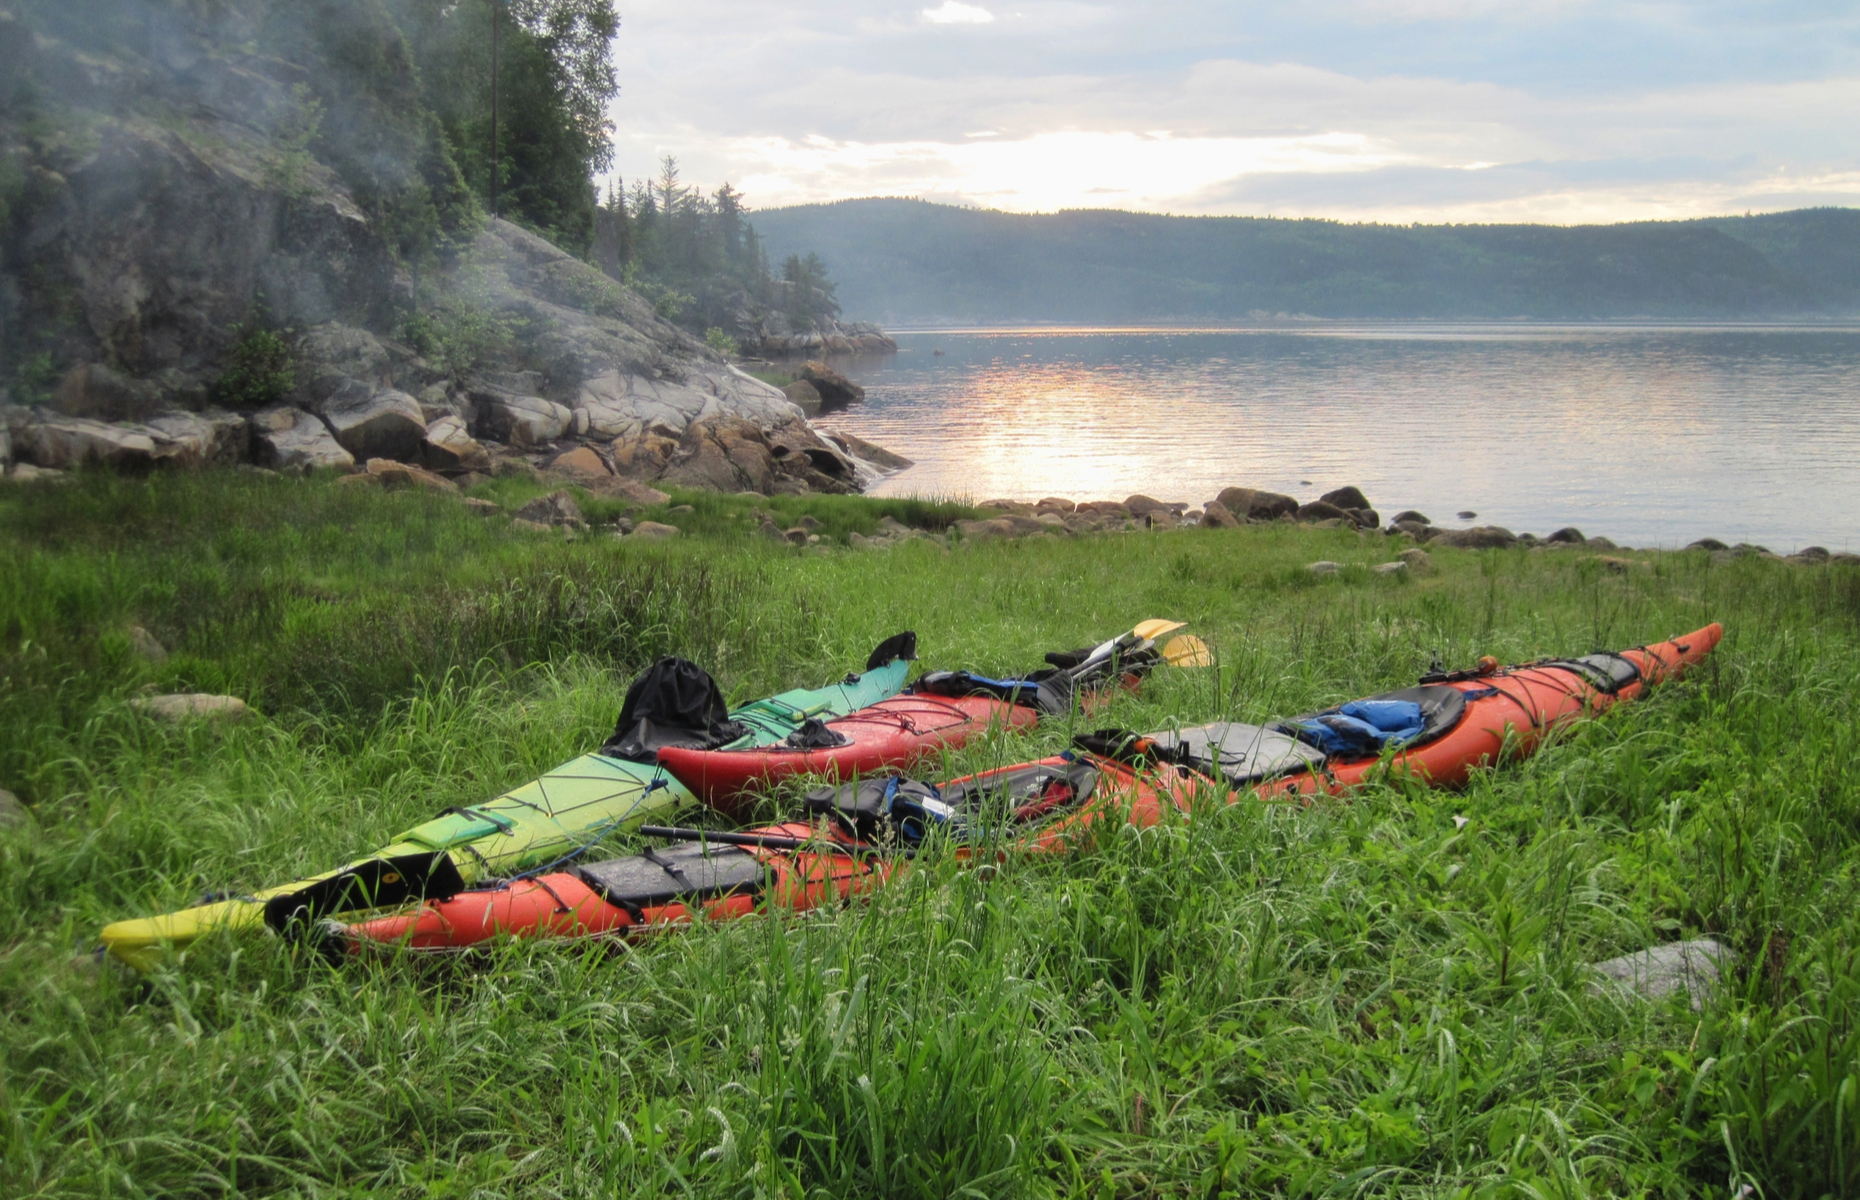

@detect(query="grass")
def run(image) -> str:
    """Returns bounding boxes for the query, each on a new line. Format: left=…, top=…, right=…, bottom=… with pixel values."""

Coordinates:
left=2, top=469, right=1859, bottom=1197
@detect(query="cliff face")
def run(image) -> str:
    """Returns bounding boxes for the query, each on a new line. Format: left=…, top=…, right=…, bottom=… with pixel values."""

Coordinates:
left=0, top=1, right=869, bottom=490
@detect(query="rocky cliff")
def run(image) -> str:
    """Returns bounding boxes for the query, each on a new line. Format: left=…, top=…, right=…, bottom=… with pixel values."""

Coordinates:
left=0, top=0, right=882, bottom=493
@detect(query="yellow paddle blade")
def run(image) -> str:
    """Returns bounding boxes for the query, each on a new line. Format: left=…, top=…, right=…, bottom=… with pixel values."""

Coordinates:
left=1131, top=618, right=1187, bottom=641
left=1161, top=635, right=1212, bottom=667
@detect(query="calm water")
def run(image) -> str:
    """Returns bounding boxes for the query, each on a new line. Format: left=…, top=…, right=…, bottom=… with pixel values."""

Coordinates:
left=816, top=325, right=1860, bottom=550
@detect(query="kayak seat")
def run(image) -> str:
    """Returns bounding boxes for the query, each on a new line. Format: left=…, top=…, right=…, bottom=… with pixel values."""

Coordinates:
left=575, top=842, right=767, bottom=911
left=803, top=761, right=1099, bottom=842
left=1143, top=722, right=1329, bottom=785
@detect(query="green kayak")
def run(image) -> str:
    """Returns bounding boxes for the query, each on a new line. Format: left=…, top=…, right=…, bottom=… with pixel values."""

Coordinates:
left=100, top=635, right=917, bottom=972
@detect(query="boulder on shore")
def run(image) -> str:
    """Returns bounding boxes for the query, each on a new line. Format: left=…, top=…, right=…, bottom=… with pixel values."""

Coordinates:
left=131, top=694, right=252, bottom=724
left=1319, top=485, right=1370, bottom=511
left=249, top=407, right=355, bottom=471
left=313, top=380, right=427, bottom=461
left=782, top=380, right=823, bottom=414
left=473, top=388, right=574, bottom=447
left=795, top=362, right=864, bottom=408
left=514, top=490, right=586, bottom=529
left=1432, top=526, right=1518, bottom=550
left=1591, top=939, right=1731, bottom=1009
left=1200, top=499, right=1241, bottom=529
left=54, top=363, right=166, bottom=422
left=1295, top=500, right=1352, bottom=524
left=1216, top=487, right=1297, bottom=521
left=1124, top=494, right=1185, bottom=519
left=421, top=415, right=491, bottom=472
left=823, top=429, right=913, bottom=472
left=547, top=445, right=612, bottom=478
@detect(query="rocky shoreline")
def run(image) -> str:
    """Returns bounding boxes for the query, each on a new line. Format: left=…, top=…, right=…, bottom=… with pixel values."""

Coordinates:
left=943, top=484, right=1856, bottom=565
left=0, top=221, right=909, bottom=497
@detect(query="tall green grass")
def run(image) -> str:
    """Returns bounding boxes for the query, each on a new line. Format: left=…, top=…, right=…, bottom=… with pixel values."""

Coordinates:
left=2, top=470, right=1859, bottom=1197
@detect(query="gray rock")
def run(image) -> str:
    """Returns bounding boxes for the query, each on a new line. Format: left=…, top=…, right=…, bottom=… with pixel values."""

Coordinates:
left=1308, top=560, right=1341, bottom=575
left=572, top=367, right=797, bottom=440
left=546, top=446, right=612, bottom=479
left=0, top=788, right=30, bottom=829
left=294, top=324, right=392, bottom=396
left=822, top=429, right=913, bottom=475
left=1591, top=939, right=1732, bottom=1009
left=631, top=521, right=680, bottom=540
left=1391, top=510, right=1432, bottom=525
left=249, top=407, right=355, bottom=471
left=1687, top=537, right=1730, bottom=552
left=421, top=414, right=491, bottom=472
left=145, top=410, right=249, bottom=467
left=1295, top=501, right=1352, bottom=524
left=474, top=390, right=574, bottom=448
left=1373, top=561, right=1408, bottom=576
left=1585, top=536, right=1619, bottom=551
left=1319, top=485, right=1370, bottom=511
left=1432, top=526, right=1518, bottom=550
left=54, top=362, right=166, bottom=422
left=1457, top=510, right=1477, bottom=520
left=1398, top=548, right=1434, bottom=573
left=955, top=517, right=1018, bottom=542
left=782, top=379, right=823, bottom=414
left=462, top=497, right=501, bottom=514
left=1124, top=494, right=1185, bottom=518
left=130, top=694, right=251, bottom=724
left=1789, top=546, right=1831, bottom=564
left=1832, top=552, right=1860, bottom=566
left=1217, top=487, right=1298, bottom=521
left=1200, top=500, right=1241, bottom=529
left=21, top=415, right=162, bottom=470
left=513, top=490, right=585, bottom=529
left=795, top=361, right=864, bottom=408
left=361, top=458, right=456, bottom=491
left=1546, top=527, right=1587, bottom=545
left=7, top=463, right=68, bottom=483
left=127, top=625, right=168, bottom=662
left=314, top=381, right=426, bottom=461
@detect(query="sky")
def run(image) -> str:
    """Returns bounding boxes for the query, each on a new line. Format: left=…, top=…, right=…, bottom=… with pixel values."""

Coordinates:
left=600, top=1, right=1860, bottom=225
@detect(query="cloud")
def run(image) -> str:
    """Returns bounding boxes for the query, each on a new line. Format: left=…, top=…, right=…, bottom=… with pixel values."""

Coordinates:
left=921, top=2, right=996, bottom=24
left=714, top=129, right=1406, bottom=213
left=600, top=0, right=1860, bottom=223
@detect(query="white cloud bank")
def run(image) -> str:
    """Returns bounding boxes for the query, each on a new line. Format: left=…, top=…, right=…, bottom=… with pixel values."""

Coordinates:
left=921, top=2, right=996, bottom=24
left=602, top=1, right=1860, bottom=223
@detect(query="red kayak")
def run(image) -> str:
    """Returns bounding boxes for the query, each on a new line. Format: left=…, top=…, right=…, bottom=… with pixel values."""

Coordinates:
left=338, top=624, right=1720, bottom=956
left=657, top=693, right=1036, bottom=818
left=1251, top=621, right=1723, bottom=800
left=657, top=621, right=1200, bottom=817
left=337, top=821, right=902, bottom=951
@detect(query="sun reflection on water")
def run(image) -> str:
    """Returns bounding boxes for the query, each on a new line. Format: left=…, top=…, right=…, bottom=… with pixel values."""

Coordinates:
left=814, top=325, right=1860, bottom=550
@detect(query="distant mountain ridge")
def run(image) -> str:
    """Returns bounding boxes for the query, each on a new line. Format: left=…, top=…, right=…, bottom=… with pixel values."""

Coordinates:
left=749, top=200, right=1860, bottom=325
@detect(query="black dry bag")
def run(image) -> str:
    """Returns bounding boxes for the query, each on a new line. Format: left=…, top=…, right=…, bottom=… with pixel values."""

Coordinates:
left=604, top=657, right=746, bottom=762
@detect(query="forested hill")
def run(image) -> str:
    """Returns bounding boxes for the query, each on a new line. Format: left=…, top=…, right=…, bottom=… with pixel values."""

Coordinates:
left=750, top=200, right=1860, bottom=324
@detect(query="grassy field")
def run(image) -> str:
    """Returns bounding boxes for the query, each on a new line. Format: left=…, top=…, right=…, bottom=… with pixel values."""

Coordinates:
left=2, top=470, right=1858, bottom=1198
